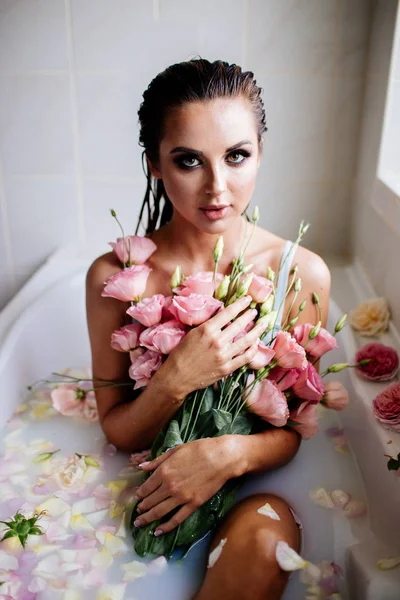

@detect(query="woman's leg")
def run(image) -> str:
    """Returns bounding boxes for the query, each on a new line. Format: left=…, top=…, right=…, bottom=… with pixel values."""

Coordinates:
left=193, top=493, right=302, bottom=600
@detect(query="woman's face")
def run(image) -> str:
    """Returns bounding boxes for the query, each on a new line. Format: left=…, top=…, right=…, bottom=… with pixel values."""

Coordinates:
left=148, top=96, right=262, bottom=233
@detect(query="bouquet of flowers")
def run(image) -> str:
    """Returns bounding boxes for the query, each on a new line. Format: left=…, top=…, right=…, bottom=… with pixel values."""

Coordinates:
left=102, top=208, right=359, bottom=560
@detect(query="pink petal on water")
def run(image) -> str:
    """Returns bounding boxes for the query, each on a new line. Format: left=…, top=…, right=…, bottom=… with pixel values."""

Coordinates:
left=103, top=443, right=117, bottom=457
left=83, top=567, right=108, bottom=587
left=70, top=533, right=97, bottom=549
left=93, top=484, right=113, bottom=510
left=325, top=426, right=344, bottom=437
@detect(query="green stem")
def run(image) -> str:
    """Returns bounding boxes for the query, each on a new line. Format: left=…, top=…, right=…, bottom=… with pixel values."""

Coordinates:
left=182, top=390, right=199, bottom=443
left=185, top=388, right=208, bottom=442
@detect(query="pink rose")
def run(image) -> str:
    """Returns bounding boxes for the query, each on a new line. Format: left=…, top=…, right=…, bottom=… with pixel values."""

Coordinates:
left=292, top=363, right=324, bottom=403
left=109, top=235, right=157, bottom=266
left=172, top=293, right=223, bottom=326
left=247, top=274, right=274, bottom=303
left=126, top=294, right=165, bottom=327
left=232, top=319, right=255, bottom=343
left=129, top=349, right=163, bottom=389
left=268, top=367, right=301, bottom=391
left=355, top=343, right=399, bottom=381
left=245, top=378, right=289, bottom=427
left=51, top=385, right=85, bottom=416
left=321, top=381, right=349, bottom=411
left=248, top=343, right=275, bottom=370
left=372, top=382, right=400, bottom=432
left=139, top=320, right=188, bottom=354
left=289, top=401, right=319, bottom=439
left=162, top=296, right=179, bottom=320
left=272, top=331, right=307, bottom=370
left=110, top=323, right=144, bottom=351
left=293, top=324, right=338, bottom=359
left=174, top=272, right=224, bottom=297
left=102, top=265, right=151, bottom=302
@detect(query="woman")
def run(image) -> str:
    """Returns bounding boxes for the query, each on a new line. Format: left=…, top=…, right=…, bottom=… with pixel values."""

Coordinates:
left=86, top=58, right=331, bottom=600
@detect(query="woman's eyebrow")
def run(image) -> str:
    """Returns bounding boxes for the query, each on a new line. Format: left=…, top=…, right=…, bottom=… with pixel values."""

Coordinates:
left=169, top=140, right=253, bottom=155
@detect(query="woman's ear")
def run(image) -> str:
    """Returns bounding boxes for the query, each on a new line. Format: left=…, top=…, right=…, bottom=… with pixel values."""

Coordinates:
left=146, top=155, right=162, bottom=179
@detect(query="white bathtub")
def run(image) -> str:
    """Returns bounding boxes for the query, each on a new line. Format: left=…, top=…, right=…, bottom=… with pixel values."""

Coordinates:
left=0, top=245, right=399, bottom=599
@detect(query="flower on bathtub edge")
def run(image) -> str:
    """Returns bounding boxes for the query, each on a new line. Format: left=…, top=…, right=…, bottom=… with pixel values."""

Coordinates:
left=355, top=343, right=399, bottom=381
left=372, top=382, right=400, bottom=432
left=349, top=297, right=390, bottom=337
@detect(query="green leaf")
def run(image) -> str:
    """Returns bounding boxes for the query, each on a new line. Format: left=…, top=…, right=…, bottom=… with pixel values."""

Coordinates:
left=163, top=420, right=183, bottom=451
left=387, top=453, right=400, bottom=471
left=18, top=521, right=31, bottom=536
left=211, top=409, right=232, bottom=431
left=230, top=414, right=253, bottom=435
left=1, top=530, right=17, bottom=541
left=19, top=534, right=28, bottom=548
left=0, top=520, right=18, bottom=530
left=200, top=386, right=215, bottom=414
left=29, top=527, right=44, bottom=536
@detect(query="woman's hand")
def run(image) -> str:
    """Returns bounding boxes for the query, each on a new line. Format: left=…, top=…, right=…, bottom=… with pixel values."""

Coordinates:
left=162, top=295, right=269, bottom=399
left=133, top=436, right=243, bottom=536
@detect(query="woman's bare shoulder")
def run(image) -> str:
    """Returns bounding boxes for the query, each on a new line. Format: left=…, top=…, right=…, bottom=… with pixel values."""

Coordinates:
left=86, top=251, right=122, bottom=287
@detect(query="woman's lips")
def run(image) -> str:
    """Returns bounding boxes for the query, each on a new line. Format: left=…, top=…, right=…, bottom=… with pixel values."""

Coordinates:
left=200, top=206, right=229, bottom=221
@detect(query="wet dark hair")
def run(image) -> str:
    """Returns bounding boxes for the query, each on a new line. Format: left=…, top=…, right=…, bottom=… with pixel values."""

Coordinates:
left=136, top=57, right=267, bottom=236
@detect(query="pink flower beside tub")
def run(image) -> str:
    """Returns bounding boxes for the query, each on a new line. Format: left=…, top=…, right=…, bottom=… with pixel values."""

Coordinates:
left=245, top=377, right=289, bottom=427
left=109, top=235, right=157, bottom=266
left=102, top=265, right=151, bottom=302
left=289, top=402, right=319, bottom=439
left=293, top=323, right=338, bottom=359
left=355, top=343, right=399, bottom=381
left=272, top=331, right=307, bottom=370
left=372, top=382, right=400, bottom=432
left=321, top=381, right=349, bottom=411
left=127, top=294, right=165, bottom=327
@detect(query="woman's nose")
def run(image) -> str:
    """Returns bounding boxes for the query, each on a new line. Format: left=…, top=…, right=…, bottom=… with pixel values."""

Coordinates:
left=205, top=165, right=227, bottom=196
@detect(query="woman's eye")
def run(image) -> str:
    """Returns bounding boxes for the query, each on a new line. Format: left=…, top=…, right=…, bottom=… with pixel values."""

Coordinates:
left=176, top=156, right=201, bottom=169
left=227, top=151, right=248, bottom=164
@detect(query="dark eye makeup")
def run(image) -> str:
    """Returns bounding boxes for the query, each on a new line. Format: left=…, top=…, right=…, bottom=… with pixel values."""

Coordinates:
left=173, top=149, right=252, bottom=170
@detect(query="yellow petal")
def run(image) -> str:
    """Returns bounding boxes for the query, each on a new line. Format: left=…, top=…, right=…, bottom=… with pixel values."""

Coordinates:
left=70, top=514, right=94, bottom=532
left=377, top=557, right=400, bottom=570
left=309, top=487, right=334, bottom=509
left=36, top=497, right=71, bottom=517
left=96, top=584, right=126, bottom=600
left=92, top=546, right=114, bottom=569
left=120, top=559, right=148, bottom=581
left=95, top=531, right=128, bottom=555
left=105, top=480, right=129, bottom=500
left=109, top=500, right=124, bottom=519
left=275, top=541, right=308, bottom=571
left=207, top=538, right=227, bottom=568
left=257, top=502, right=280, bottom=520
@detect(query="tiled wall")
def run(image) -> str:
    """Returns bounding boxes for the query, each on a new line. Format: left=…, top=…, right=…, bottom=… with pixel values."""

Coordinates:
left=352, top=0, right=400, bottom=332
left=0, top=0, right=373, bottom=311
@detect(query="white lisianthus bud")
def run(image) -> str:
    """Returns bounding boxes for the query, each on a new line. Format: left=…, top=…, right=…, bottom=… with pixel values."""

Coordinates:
left=242, top=263, right=254, bottom=274
left=335, top=313, right=347, bottom=333
left=252, top=205, right=260, bottom=223
left=236, top=274, right=253, bottom=298
left=327, top=363, right=349, bottom=373
left=170, top=265, right=182, bottom=289
left=260, top=294, right=275, bottom=316
left=266, top=266, right=275, bottom=282
left=288, top=316, right=299, bottom=327
left=312, top=292, right=320, bottom=305
left=294, top=278, right=302, bottom=292
left=309, top=321, right=321, bottom=339
left=299, top=299, right=307, bottom=312
left=216, top=275, right=230, bottom=300
left=213, top=236, right=224, bottom=264
left=257, top=310, right=277, bottom=331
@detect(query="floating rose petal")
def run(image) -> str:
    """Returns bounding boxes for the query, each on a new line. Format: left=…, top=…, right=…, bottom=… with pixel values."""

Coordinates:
left=71, top=497, right=98, bottom=515
left=376, top=556, right=400, bottom=570
left=93, top=484, right=113, bottom=510
left=148, top=555, right=168, bottom=575
left=28, top=576, right=47, bottom=593
left=83, top=567, right=108, bottom=587
left=92, top=547, right=114, bottom=569
left=33, top=554, right=63, bottom=580
left=70, top=534, right=97, bottom=549
left=105, top=480, right=129, bottom=500
left=330, top=490, right=350, bottom=509
left=276, top=540, right=308, bottom=571
left=109, top=501, right=124, bottom=519
left=343, top=499, right=367, bottom=519
left=103, top=443, right=117, bottom=457
left=96, top=583, right=126, bottom=600
left=95, top=531, right=128, bottom=555
left=0, top=551, right=18, bottom=570
left=120, top=559, right=148, bottom=581
left=35, top=497, right=71, bottom=517
left=257, top=502, right=281, bottom=520
left=309, top=487, right=335, bottom=509
left=86, top=509, right=109, bottom=527
left=70, top=514, right=95, bottom=533
left=208, top=538, right=227, bottom=568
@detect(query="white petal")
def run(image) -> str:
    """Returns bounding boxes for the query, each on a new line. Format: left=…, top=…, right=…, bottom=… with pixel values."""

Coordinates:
left=70, top=514, right=95, bottom=532
left=330, top=489, right=350, bottom=509
left=115, top=513, right=127, bottom=538
left=105, top=480, right=129, bottom=500
left=0, top=550, right=18, bottom=570
left=309, top=487, right=334, bottom=509
left=36, top=497, right=71, bottom=517
left=148, top=555, right=168, bottom=575
left=376, top=556, right=400, bottom=570
left=257, top=502, right=281, bottom=520
left=33, top=554, right=63, bottom=579
left=207, top=538, right=227, bottom=568
left=120, top=559, right=148, bottom=581
left=95, top=531, right=129, bottom=555
left=86, top=509, right=109, bottom=526
left=343, top=499, right=367, bottom=519
left=92, top=547, right=114, bottom=569
left=71, top=497, right=98, bottom=515
left=275, top=540, right=308, bottom=571
left=32, top=544, right=62, bottom=557
left=96, top=584, right=126, bottom=600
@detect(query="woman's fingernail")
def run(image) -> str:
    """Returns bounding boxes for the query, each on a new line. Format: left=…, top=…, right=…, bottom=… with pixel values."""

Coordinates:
left=154, top=529, right=163, bottom=537
left=134, top=519, right=141, bottom=527
left=138, top=461, right=150, bottom=468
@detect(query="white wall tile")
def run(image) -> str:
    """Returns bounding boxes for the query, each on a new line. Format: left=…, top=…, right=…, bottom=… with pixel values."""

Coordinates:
left=76, top=72, right=143, bottom=178
left=4, top=176, right=80, bottom=288
left=82, top=178, right=144, bottom=246
left=256, top=74, right=331, bottom=183
left=247, top=0, right=337, bottom=76
left=336, top=0, right=373, bottom=76
left=0, top=75, right=74, bottom=175
left=0, top=0, right=68, bottom=72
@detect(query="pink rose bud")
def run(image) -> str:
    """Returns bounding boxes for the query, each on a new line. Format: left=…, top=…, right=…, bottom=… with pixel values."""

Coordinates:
left=139, top=320, right=188, bottom=354
left=372, top=381, right=400, bottom=432
left=245, top=379, right=289, bottom=427
left=129, top=350, right=163, bottom=389
left=172, top=293, right=223, bottom=326
left=273, top=331, right=308, bottom=370
left=321, top=381, right=349, bottom=411
left=289, top=401, right=319, bottom=439
left=126, top=294, right=165, bottom=327
left=355, top=343, right=399, bottom=381
left=173, top=271, right=224, bottom=297
left=293, top=323, right=338, bottom=359
left=51, top=385, right=85, bottom=416
left=292, top=363, right=324, bottom=404
left=247, top=274, right=274, bottom=303
left=110, top=323, right=145, bottom=352
left=109, top=235, right=157, bottom=266
left=248, top=343, right=275, bottom=370
left=102, top=265, right=151, bottom=302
